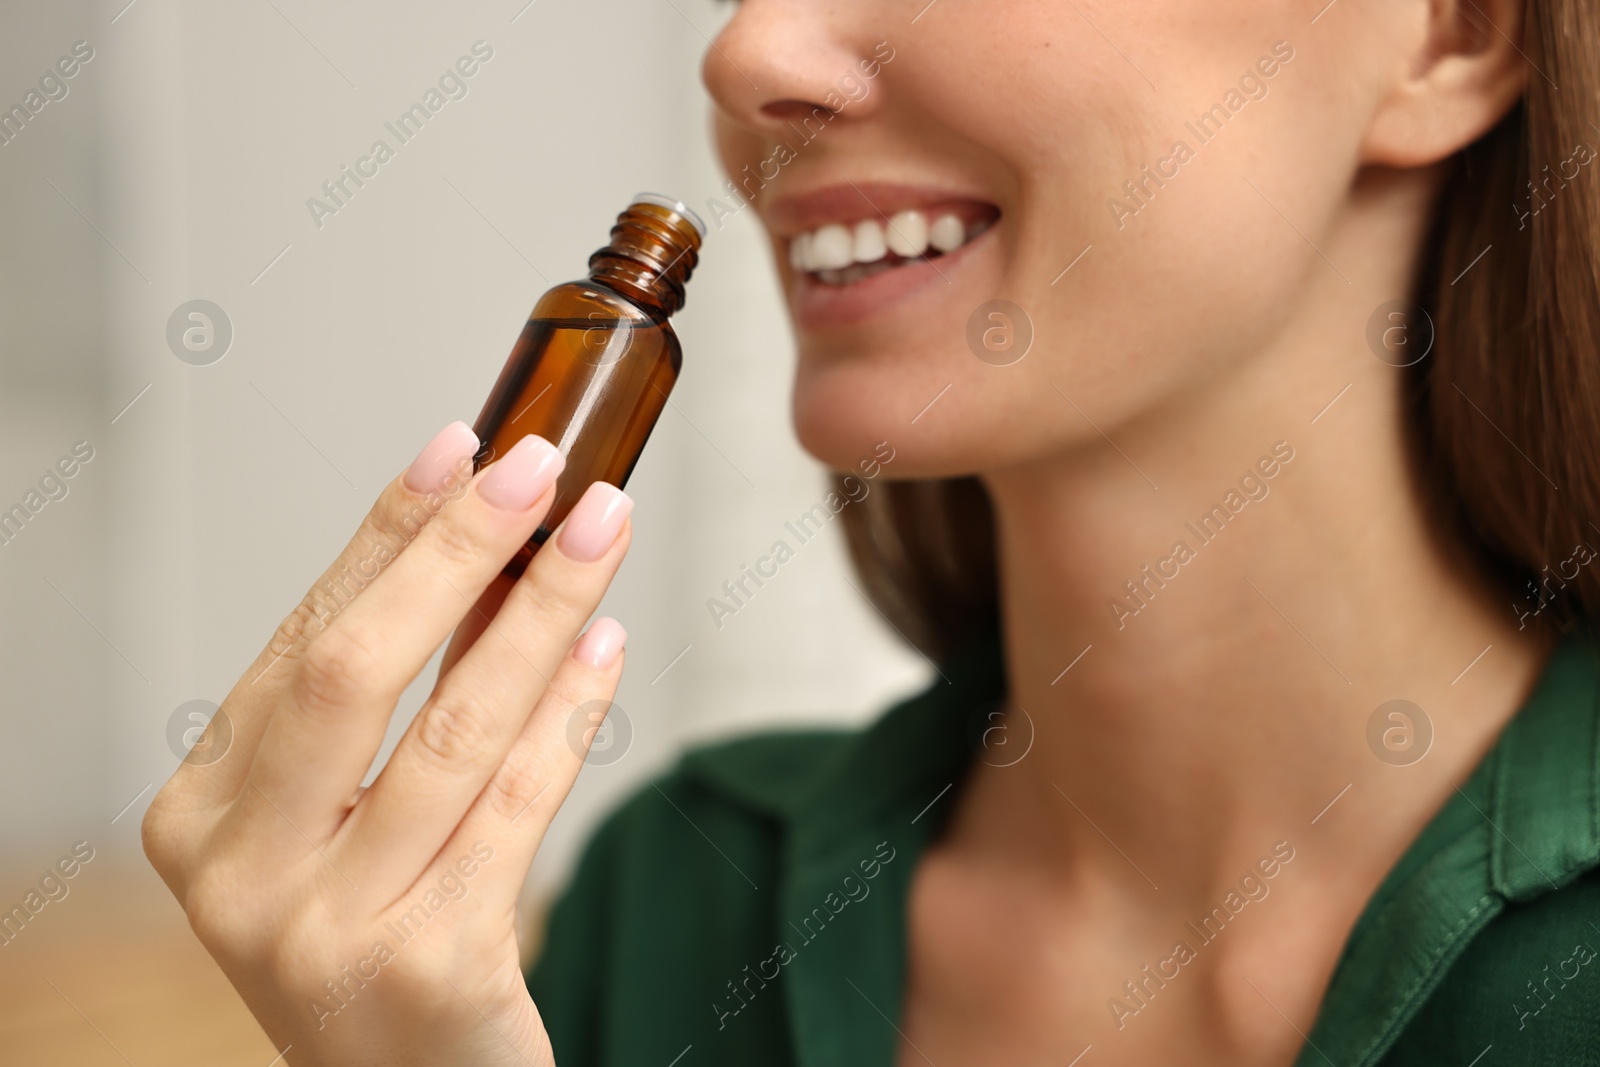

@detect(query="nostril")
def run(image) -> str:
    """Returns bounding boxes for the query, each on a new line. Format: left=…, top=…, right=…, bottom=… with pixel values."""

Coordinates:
left=761, top=99, right=833, bottom=124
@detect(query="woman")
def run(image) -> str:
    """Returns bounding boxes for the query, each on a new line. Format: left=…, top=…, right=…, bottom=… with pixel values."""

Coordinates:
left=142, top=0, right=1600, bottom=1063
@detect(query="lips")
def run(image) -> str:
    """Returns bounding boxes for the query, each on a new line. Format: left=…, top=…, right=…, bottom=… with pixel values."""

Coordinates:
left=789, top=203, right=998, bottom=285
left=766, top=182, right=1002, bottom=329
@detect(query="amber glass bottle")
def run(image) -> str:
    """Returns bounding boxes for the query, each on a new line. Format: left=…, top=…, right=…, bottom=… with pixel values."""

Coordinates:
left=471, top=193, right=705, bottom=576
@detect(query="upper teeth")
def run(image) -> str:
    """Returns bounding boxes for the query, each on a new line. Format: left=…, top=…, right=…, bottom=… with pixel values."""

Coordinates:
left=789, top=211, right=974, bottom=273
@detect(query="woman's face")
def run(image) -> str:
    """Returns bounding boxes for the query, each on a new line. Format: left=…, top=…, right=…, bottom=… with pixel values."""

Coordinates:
left=703, top=1, right=1421, bottom=479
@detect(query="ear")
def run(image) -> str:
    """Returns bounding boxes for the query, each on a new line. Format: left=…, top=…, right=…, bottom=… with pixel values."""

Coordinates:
left=1360, top=0, right=1530, bottom=167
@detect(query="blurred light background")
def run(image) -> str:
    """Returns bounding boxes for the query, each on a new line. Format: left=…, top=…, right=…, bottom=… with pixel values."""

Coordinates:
left=0, top=0, right=927, bottom=1059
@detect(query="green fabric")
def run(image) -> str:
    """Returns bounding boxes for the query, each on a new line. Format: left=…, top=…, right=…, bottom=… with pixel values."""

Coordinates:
left=527, top=626, right=1600, bottom=1065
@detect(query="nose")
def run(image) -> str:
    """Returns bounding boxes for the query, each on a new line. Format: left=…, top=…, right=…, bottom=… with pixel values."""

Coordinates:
left=701, top=0, right=884, bottom=137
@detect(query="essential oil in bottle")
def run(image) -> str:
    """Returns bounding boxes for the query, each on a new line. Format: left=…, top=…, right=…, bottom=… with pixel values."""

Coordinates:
left=471, top=192, right=705, bottom=576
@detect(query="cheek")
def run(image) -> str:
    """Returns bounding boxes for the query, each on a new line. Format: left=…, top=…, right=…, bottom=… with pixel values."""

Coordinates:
left=1035, top=39, right=1366, bottom=402
left=712, top=115, right=769, bottom=189
left=783, top=5, right=1372, bottom=476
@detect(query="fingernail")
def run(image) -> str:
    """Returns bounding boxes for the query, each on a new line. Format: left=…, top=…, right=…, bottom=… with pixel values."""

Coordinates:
left=556, top=482, right=633, bottom=562
left=405, top=421, right=479, bottom=494
left=477, top=435, right=564, bottom=511
left=572, top=617, right=627, bottom=669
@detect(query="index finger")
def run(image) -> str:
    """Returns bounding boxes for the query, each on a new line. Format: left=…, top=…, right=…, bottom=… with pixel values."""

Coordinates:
left=242, top=434, right=566, bottom=839
left=170, top=421, right=481, bottom=804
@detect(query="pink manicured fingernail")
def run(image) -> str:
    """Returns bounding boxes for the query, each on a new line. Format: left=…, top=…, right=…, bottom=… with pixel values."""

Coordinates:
left=556, top=482, right=633, bottom=562
left=477, top=435, right=564, bottom=511
left=572, top=617, right=627, bottom=669
left=405, top=421, right=479, bottom=493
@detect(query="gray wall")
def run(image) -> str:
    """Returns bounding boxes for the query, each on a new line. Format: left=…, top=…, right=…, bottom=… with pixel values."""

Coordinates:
left=0, top=0, right=927, bottom=899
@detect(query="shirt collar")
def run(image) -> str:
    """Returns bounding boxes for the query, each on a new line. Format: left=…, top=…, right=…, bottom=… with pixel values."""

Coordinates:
left=1300, top=626, right=1600, bottom=1066
left=767, top=628, right=1004, bottom=1067
left=1487, top=628, right=1600, bottom=899
left=680, top=625, right=1600, bottom=1067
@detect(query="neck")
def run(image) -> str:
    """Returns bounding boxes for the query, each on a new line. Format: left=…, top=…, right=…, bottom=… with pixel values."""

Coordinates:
left=967, top=169, right=1553, bottom=912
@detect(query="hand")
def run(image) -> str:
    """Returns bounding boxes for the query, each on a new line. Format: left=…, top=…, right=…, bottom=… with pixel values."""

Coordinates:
left=142, top=421, right=635, bottom=1067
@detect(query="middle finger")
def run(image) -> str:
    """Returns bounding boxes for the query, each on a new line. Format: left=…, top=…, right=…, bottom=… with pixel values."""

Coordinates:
left=243, top=434, right=565, bottom=837
left=336, top=480, right=634, bottom=896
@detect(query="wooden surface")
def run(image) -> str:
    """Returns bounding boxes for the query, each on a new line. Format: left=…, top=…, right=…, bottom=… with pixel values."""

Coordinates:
left=0, top=853, right=546, bottom=1066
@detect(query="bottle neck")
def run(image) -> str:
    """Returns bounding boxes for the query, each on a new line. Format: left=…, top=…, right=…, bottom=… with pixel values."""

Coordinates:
left=587, top=202, right=702, bottom=316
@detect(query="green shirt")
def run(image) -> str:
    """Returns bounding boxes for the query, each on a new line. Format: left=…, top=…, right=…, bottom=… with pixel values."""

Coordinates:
left=527, top=627, right=1600, bottom=1065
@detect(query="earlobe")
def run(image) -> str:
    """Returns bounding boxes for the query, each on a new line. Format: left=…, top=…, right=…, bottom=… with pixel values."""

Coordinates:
left=1359, top=0, right=1529, bottom=168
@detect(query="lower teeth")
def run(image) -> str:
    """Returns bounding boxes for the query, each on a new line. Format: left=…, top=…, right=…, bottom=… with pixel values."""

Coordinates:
left=813, top=251, right=941, bottom=287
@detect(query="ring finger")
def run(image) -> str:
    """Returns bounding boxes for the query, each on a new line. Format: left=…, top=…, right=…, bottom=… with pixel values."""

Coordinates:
left=421, top=616, right=627, bottom=923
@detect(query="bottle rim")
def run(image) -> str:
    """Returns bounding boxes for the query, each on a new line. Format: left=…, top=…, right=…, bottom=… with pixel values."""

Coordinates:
left=630, top=192, right=707, bottom=239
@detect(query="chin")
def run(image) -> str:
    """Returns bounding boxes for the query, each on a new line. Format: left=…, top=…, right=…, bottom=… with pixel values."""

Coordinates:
left=790, top=356, right=1023, bottom=481
left=790, top=367, right=897, bottom=474
left=780, top=210, right=1060, bottom=478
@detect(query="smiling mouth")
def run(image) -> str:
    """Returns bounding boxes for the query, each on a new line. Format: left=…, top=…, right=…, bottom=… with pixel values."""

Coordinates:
left=788, top=204, right=1000, bottom=287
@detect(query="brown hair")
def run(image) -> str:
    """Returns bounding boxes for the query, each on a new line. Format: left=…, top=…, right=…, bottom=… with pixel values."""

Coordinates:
left=835, top=0, right=1600, bottom=663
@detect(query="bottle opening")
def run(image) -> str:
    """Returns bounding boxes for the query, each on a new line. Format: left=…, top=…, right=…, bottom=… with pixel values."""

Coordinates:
left=630, top=192, right=707, bottom=239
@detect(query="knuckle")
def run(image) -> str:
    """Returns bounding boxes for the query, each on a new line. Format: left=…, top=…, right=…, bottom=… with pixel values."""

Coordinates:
left=140, top=788, right=180, bottom=875
left=379, top=949, right=449, bottom=1002
left=414, top=691, right=498, bottom=771
left=265, top=485, right=439, bottom=669
left=183, top=864, right=257, bottom=957
left=546, top=669, right=596, bottom=711
left=538, top=676, right=591, bottom=730
left=482, top=757, right=551, bottom=821
left=508, top=572, right=587, bottom=631
left=425, top=512, right=492, bottom=572
left=294, top=626, right=383, bottom=716
left=312, top=558, right=382, bottom=619
left=267, top=596, right=329, bottom=661
left=366, top=487, right=437, bottom=556
left=267, top=901, right=340, bottom=992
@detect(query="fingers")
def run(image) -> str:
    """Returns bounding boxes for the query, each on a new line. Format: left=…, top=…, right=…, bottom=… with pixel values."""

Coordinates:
left=438, top=573, right=518, bottom=678
left=335, top=482, right=634, bottom=896
left=420, top=618, right=627, bottom=922
left=243, top=434, right=567, bottom=838
left=166, top=421, right=481, bottom=806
